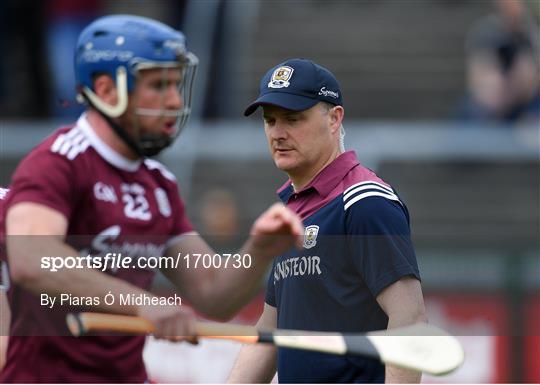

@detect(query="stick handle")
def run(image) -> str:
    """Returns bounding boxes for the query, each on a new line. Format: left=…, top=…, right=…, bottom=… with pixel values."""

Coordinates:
left=196, top=321, right=259, bottom=343
left=67, top=312, right=259, bottom=344
left=67, top=313, right=155, bottom=336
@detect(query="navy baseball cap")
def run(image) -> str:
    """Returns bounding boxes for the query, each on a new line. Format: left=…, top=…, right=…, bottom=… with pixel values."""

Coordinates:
left=244, top=58, right=343, bottom=116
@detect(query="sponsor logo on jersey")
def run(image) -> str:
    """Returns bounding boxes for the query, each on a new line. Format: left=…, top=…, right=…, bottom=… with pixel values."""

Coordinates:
left=268, top=66, right=294, bottom=88
left=274, top=255, right=322, bottom=283
left=94, top=182, right=118, bottom=203
left=303, top=225, right=319, bottom=249
left=154, top=188, right=171, bottom=217
left=86, top=225, right=166, bottom=272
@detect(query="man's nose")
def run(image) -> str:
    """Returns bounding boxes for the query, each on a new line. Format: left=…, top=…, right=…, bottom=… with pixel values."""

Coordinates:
left=270, top=120, right=287, bottom=140
left=166, top=85, right=183, bottom=110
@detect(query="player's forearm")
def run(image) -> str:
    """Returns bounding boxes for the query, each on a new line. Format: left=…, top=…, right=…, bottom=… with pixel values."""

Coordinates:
left=165, top=235, right=276, bottom=320
left=7, top=238, right=152, bottom=316
left=385, top=364, right=421, bottom=384
left=207, top=235, right=284, bottom=309
left=188, top=248, right=270, bottom=320
left=0, top=336, right=7, bottom=371
left=163, top=204, right=301, bottom=319
left=376, top=277, right=427, bottom=383
left=384, top=308, right=427, bottom=383
left=228, top=344, right=277, bottom=383
left=207, top=207, right=302, bottom=313
left=0, top=290, right=8, bottom=371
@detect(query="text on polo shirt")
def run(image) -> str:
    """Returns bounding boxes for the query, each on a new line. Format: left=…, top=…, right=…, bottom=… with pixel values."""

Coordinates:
left=274, top=255, right=322, bottom=283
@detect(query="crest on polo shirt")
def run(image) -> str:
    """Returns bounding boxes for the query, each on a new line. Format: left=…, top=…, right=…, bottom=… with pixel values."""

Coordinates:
left=268, top=66, right=294, bottom=88
left=303, top=225, right=319, bottom=249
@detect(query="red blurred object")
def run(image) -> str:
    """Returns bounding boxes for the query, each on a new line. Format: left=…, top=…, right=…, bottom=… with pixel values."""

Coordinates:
left=524, top=295, right=540, bottom=382
left=424, top=293, right=510, bottom=383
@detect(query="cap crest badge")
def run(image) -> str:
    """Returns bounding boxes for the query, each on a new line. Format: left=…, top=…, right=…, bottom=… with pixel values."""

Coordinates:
left=268, top=66, right=294, bottom=89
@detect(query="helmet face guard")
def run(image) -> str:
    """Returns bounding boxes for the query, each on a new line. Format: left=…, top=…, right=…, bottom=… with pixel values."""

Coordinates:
left=132, top=54, right=198, bottom=156
left=74, top=15, right=198, bottom=157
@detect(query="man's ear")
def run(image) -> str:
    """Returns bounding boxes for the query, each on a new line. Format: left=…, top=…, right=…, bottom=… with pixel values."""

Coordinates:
left=329, top=106, right=344, bottom=134
left=92, top=75, right=118, bottom=106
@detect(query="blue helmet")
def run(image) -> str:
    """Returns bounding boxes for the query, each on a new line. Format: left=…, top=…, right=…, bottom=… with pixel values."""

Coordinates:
left=74, top=14, right=198, bottom=156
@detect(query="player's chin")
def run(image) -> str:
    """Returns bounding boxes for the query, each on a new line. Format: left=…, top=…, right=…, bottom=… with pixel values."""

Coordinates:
left=273, top=156, right=297, bottom=172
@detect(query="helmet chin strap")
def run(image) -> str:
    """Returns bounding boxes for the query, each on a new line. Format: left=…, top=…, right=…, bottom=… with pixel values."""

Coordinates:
left=82, top=67, right=129, bottom=118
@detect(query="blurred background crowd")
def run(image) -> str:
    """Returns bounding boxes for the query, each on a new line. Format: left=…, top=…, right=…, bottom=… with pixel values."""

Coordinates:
left=0, top=0, right=539, bottom=123
left=0, top=0, right=539, bottom=383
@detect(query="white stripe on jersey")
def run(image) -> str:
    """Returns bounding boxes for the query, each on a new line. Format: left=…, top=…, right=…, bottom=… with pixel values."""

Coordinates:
left=51, top=127, right=91, bottom=160
left=344, top=191, right=401, bottom=211
left=343, top=183, right=395, bottom=202
left=343, top=181, right=401, bottom=211
left=0, top=187, right=8, bottom=200
left=344, top=180, right=394, bottom=196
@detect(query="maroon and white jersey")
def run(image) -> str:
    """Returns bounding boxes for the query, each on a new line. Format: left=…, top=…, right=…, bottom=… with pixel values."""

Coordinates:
left=1, top=115, right=192, bottom=382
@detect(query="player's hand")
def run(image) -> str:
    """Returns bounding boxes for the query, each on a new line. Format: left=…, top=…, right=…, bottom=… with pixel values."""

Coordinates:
left=249, top=203, right=304, bottom=258
left=136, top=300, right=198, bottom=344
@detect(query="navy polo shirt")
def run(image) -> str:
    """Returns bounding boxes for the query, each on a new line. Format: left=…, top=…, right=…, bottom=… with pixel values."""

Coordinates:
left=265, top=151, right=420, bottom=383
